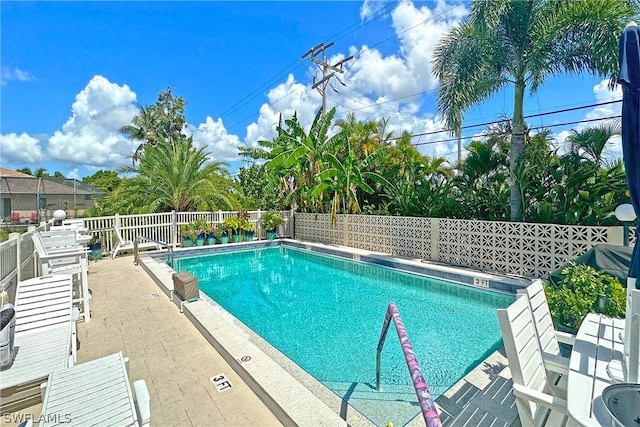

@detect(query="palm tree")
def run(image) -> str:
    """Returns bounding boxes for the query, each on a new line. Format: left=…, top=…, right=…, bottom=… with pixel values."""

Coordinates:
left=119, top=105, right=159, bottom=161
left=115, top=137, right=239, bottom=213
left=565, top=121, right=621, bottom=168
left=34, top=168, right=49, bottom=178
left=335, top=113, right=392, bottom=159
left=433, top=0, right=637, bottom=221
left=120, top=88, right=187, bottom=162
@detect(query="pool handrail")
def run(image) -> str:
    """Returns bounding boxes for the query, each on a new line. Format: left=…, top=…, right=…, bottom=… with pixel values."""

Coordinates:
left=134, top=237, right=173, bottom=267
left=376, top=302, right=441, bottom=427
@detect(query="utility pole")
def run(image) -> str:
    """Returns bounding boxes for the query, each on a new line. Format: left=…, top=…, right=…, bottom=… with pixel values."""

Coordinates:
left=302, top=42, right=353, bottom=116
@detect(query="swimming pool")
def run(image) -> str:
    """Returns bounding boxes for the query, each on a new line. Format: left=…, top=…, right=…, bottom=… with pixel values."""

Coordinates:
left=171, top=245, right=514, bottom=426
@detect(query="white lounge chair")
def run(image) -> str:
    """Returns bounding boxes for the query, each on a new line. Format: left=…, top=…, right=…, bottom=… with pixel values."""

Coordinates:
left=111, top=224, right=162, bottom=259
left=497, top=296, right=569, bottom=427
left=0, top=275, right=77, bottom=413
left=38, top=230, right=86, bottom=252
left=32, top=232, right=90, bottom=322
left=39, top=352, right=151, bottom=427
left=49, top=225, right=91, bottom=244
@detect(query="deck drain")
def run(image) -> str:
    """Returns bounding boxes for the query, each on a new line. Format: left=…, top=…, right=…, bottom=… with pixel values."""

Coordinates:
left=210, top=374, right=233, bottom=392
left=149, top=292, right=160, bottom=298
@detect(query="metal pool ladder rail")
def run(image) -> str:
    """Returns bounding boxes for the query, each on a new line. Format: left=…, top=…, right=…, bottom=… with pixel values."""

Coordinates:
left=376, top=302, right=442, bottom=427
left=134, top=237, right=173, bottom=267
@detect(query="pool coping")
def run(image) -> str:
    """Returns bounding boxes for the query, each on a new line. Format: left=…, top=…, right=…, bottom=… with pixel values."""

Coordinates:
left=139, top=239, right=527, bottom=426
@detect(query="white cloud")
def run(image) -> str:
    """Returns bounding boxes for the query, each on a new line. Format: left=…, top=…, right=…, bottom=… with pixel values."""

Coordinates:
left=66, top=168, right=80, bottom=180
left=0, top=132, right=44, bottom=163
left=47, top=75, right=139, bottom=168
left=244, top=74, right=323, bottom=147
left=242, top=0, right=468, bottom=160
left=360, top=0, right=388, bottom=20
left=4, top=0, right=471, bottom=176
left=551, top=79, right=623, bottom=162
left=391, top=0, right=468, bottom=91
left=1, top=66, right=36, bottom=85
left=186, top=117, right=242, bottom=162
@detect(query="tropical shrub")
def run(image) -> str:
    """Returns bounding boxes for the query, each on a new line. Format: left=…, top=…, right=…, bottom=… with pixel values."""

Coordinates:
left=544, top=264, right=626, bottom=332
left=243, top=220, right=255, bottom=232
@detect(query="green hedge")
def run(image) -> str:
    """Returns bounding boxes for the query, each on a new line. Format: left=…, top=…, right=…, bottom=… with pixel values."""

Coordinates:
left=544, top=264, right=626, bottom=332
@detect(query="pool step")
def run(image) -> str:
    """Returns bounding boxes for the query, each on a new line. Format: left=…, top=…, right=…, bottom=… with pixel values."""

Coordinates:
left=322, top=380, right=437, bottom=427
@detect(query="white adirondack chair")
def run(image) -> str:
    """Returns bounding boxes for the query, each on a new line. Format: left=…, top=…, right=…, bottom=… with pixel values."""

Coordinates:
left=623, top=284, right=640, bottom=382
left=0, top=275, right=77, bottom=412
left=497, top=296, right=569, bottom=427
left=32, top=231, right=90, bottom=322
left=518, top=280, right=575, bottom=390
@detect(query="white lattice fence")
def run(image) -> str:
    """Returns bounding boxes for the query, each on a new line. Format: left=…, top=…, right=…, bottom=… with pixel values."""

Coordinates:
left=347, top=214, right=432, bottom=259
left=436, top=219, right=612, bottom=278
left=293, top=213, right=345, bottom=245
left=294, top=214, right=627, bottom=279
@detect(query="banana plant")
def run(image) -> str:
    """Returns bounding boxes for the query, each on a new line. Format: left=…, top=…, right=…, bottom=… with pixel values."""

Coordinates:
left=311, top=147, right=390, bottom=226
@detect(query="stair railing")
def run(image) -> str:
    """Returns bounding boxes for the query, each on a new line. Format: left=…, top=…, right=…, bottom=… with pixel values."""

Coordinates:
left=376, top=302, right=441, bottom=427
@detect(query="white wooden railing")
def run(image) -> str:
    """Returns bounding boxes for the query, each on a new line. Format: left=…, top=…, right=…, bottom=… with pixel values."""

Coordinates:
left=0, top=210, right=293, bottom=297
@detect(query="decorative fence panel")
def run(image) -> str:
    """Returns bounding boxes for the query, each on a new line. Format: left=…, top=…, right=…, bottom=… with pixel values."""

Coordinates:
left=294, top=213, right=633, bottom=279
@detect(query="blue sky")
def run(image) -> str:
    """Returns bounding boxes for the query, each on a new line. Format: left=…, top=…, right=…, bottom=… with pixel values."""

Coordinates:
left=0, top=0, right=623, bottom=180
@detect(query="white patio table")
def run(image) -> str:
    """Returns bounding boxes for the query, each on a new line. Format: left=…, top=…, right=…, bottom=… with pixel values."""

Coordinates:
left=40, top=352, right=139, bottom=427
left=567, top=313, right=625, bottom=426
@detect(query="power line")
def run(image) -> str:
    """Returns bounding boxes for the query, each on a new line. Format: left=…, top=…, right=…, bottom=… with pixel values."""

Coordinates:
left=410, top=115, right=621, bottom=147
left=227, top=2, right=456, bottom=131
left=343, top=4, right=460, bottom=79
left=217, top=0, right=399, bottom=125
left=218, top=60, right=303, bottom=120
left=387, top=99, right=622, bottom=142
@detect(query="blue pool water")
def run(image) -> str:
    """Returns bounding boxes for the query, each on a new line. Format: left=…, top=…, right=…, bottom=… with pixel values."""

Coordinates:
left=173, top=247, right=514, bottom=426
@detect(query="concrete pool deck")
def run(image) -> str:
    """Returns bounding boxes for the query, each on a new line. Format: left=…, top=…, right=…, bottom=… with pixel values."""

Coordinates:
left=2, top=256, right=281, bottom=427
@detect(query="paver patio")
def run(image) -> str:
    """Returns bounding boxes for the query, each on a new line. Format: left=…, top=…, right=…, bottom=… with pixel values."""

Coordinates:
left=2, top=255, right=282, bottom=427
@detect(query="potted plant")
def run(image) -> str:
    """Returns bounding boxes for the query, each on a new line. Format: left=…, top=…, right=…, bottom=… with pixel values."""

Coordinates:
left=212, top=224, right=227, bottom=244
left=206, top=224, right=217, bottom=245
left=192, top=219, right=208, bottom=246
left=223, top=217, right=243, bottom=243
left=261, top=211, right=284, bottom=240
left=88, top=235, right=102, bottom=260
left=244, top=220, right=256, bottom=241
left=181, top=223, right=198, bottom=247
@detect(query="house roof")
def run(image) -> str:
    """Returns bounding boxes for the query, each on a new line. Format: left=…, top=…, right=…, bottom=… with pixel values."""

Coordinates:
left=0, top=176, right=105, bottom=196
left=0, top=168, right=35, bottom=178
